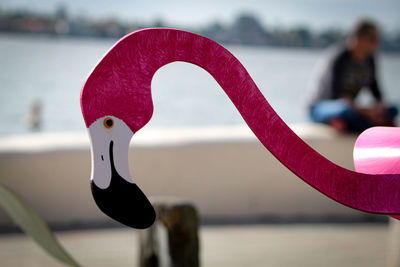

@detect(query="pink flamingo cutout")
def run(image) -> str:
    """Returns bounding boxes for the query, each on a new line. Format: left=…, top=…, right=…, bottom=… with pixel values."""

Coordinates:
left=81, top=28, right=400, bottom=229
left=354, top=126, right=400, bottom=220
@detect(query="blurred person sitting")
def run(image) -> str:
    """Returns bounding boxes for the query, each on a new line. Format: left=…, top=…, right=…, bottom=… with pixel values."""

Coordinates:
left=307, top=19, right=398, bottom=133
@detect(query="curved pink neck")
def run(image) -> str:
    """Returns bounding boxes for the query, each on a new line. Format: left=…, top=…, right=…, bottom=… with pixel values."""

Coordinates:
left=82, top=28, right=400, bottom=215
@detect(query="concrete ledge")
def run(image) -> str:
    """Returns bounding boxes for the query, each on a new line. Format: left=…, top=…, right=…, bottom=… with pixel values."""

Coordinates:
left=0, top=123, right=342, bottom=152
left=0, top=124, right=376, bottom=227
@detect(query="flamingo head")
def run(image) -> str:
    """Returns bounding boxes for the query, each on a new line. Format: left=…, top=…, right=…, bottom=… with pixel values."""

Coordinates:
left=80, top=32, right=156, bottom=229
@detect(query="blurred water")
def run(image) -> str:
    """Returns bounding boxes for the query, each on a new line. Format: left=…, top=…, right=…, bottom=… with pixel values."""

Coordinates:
left=0, top=33, right=399, bottom=136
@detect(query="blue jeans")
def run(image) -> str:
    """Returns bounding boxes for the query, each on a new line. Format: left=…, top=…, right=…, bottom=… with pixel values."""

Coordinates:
left=309, top=99, right=398, bottom=133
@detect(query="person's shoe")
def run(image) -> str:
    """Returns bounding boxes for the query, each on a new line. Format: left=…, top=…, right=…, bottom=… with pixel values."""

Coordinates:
left=329, top=118, right=347, bottom=132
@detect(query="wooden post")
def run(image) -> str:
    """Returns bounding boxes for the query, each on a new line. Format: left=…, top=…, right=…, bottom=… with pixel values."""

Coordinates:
left=138, top=199, right=199, bottom=267
left=388, top=218, right=400, bottom=267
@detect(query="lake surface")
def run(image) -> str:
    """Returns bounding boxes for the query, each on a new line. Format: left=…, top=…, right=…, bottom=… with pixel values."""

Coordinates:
left=0, top=33, right=399, bottom=136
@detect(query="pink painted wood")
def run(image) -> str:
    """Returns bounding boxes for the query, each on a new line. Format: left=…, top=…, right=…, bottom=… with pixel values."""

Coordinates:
left=354, top=127, right=400, bottom=220
left=81, top=28, right=400, bottom=217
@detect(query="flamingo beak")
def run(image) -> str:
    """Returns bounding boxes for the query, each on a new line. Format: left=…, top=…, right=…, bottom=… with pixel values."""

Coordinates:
left=88, top=116, right=155, bottom=229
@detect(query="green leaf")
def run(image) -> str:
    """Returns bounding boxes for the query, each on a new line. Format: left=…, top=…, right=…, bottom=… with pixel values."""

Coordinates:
left=0, top=183, right=81, bottom=267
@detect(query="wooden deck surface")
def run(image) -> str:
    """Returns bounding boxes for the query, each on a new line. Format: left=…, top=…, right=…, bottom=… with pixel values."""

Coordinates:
left=0, top=224, right=388, bottom=267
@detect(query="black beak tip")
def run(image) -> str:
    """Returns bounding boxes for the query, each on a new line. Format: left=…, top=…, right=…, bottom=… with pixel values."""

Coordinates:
left=91, top=180, right=156, bottom=229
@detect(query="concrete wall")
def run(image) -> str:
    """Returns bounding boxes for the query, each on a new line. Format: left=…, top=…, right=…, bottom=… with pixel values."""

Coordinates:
left=0, top=124, right=380, bottom=227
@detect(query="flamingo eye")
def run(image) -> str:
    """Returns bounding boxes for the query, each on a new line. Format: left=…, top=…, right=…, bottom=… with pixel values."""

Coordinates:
left=103, top=117, right=114, bottom=129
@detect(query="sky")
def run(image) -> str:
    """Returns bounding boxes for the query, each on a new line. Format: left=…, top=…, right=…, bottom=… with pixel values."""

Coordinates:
left=1, top=0, right=400, bottom=33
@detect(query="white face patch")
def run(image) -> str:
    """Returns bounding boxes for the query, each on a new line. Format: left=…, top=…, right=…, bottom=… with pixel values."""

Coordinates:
left=88, top=116, right=134, bottom=189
